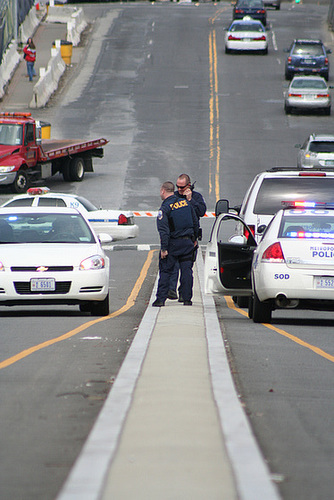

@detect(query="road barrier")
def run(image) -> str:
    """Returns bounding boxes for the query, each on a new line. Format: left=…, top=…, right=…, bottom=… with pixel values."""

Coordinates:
left=30, top=47, right=66, bottom=108
left=47, top=4, right=87, bottom=47
left=0, top=41, right=20, bottom=99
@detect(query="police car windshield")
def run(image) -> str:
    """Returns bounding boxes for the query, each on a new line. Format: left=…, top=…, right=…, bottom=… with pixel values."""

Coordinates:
left=253, top=178, right=334, bottom=215
left=279, top=214, right=334, bottom=239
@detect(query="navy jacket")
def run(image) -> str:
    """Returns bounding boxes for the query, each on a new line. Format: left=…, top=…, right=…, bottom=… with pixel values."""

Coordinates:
left=157, top=194, right=199, bottom=251
left=174, top=189, right=206, bottom=221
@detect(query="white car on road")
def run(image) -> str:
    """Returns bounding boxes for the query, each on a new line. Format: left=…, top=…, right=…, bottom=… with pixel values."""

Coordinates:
left=296, top=134, right=334, bottom=168
left=1, top=188, right=139, bottom=241
left=225, top=18, right=268, bottom=55
left=205, top=201, right=334, bottom=323
left=0, top=207, right=111, bottom=315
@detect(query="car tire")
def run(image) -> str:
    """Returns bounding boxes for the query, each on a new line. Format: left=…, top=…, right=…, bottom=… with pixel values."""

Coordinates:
left=285, top=71, right=292, bottom=80
left=248, top=296, right=253, bottom=319
left=262, top=47, right=268, bottom=55
left=79, top=302, right=91, bottom=313
left=252, top=291, right=272, bottom=323
left=284, top=102, right=292, bottom=114
left=90, top=293, right=110, bottom=316
left=11, top=169, right=30, bottom=193
left=324, top=106, right=331, bottom=116
left=237, top=296, right=249, bottom=308
left=69, top=157, right=85, bottom=182
left=324, top=72, right=329, bottom=81
left=225, top=46, right=231, bottom=54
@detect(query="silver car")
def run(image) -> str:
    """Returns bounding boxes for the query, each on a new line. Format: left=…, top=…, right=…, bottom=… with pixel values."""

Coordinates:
left=297, top=134, right=334, bottom=168
left=284, top=76, right=331, bottom=115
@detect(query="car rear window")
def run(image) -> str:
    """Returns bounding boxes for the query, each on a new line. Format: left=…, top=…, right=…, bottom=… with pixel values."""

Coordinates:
left=253, top=177, right=334, bottom=215
left=309, top=141, right=334, bottom=153
left=231, top=23, right=264, bottom=32
left=292, top=44, right=324, bottom=56
left=291, top=79, right=327, bottom=90
left=279, top=214, right=334, bottom=240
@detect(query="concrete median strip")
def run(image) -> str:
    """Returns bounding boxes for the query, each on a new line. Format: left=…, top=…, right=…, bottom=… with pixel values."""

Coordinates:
left=56, top=250, right=281, bottom=500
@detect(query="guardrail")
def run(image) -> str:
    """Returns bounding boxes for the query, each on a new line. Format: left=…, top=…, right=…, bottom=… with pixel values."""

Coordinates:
left=30, top=47, right=66, bottom=109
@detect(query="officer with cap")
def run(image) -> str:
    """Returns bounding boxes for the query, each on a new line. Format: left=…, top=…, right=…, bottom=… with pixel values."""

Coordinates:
left=152, top=181, right=199, bottom=307
left=168, top=173, right=206, bottom=301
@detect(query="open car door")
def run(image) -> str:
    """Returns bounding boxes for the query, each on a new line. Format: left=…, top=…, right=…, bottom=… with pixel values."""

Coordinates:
left=205, top=213, right=257, bottom=295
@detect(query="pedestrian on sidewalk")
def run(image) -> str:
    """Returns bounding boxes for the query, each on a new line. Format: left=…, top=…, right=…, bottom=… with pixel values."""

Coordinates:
left=167, top=173, right=206, bottom=301
left=152, top=181, right=199, bottom=307
left=23, top=37, right=37, bottom=82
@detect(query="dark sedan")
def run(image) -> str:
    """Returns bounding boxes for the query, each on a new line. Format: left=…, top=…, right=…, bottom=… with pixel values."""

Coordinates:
left=233, top=0, right=267, bottom=26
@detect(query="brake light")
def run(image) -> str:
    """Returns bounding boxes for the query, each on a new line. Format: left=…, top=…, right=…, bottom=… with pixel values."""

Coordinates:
left=118, top=214, right=129, bottom=225
left=299, top=172, right=326, bottom=176
left=255, top=36, right=266, bottom=41
left=235, top=9, right=244, bottom=13
left=287, top=56, right=292, bottom=63
left=325, top=57, right=329, bottom=65
left=27, top=187, right=50, bottom=195
left=228, top=35, right=241, bottom=41
left=289, top=93, right=302, bottom=98
left=261, top=242, right=285, bottom=262
left=316, top=94, right=329, bottom=98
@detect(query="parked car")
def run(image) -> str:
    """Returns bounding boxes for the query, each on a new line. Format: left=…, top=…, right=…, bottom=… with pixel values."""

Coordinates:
left=284, top=76, right=331, bottom=115
left=0, top=207, right=111, bottom=315
left=225, top=18, right=268, bottom=55
left=224, top=167, right=334, bottom=242
left=296, top=135, right=334, bottom=168
left=284, top=39, right=331, bottom=80
left=1, top=188, right=139, bottom=241
left=204, top=201, right=334, bottom=323
left=233, top=0, right=267, bottom=26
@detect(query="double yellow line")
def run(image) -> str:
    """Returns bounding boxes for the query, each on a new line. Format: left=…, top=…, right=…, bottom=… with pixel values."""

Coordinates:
left=208, top=6, right=230, bottom=202
left=0, top=250, right=156, bottom=371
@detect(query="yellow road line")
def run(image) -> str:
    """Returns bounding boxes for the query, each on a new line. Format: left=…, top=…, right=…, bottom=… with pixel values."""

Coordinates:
left=0, top=250, right=156, bottom=371
left=225, top=296, right=334, bottom=363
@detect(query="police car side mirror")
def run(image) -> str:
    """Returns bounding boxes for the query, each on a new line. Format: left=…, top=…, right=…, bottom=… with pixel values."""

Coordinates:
left=215, top=199, right=229, bottom=216
left=257, top=224, right=267, bottom=235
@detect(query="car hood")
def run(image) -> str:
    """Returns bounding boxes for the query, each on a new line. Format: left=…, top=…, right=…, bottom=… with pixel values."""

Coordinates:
left=0, top=243, right=103, bottom=267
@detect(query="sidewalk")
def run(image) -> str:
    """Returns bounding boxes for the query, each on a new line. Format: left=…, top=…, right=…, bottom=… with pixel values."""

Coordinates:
left=56, top=252, right=281, bottom=500
left=0, top=19, right=66, bottom=112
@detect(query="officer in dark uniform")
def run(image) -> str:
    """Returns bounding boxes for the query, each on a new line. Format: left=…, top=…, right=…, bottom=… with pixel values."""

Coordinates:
left=152, top=181, right=199, bottom=307
left=168, top=173, right=206, bottom=301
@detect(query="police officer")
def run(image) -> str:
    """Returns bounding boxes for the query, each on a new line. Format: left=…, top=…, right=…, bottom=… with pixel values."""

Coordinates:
left=152, top=181, right=199, bottom=307
left=168, top=174, right=206, bottom=300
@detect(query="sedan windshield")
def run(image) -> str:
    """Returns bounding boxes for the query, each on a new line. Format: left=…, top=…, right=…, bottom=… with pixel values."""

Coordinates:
left=0, top=213, right=95, bottom=243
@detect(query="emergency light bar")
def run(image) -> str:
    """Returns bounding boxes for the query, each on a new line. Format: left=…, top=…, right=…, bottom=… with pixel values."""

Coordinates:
left=281, top=201, right=334, bottom=209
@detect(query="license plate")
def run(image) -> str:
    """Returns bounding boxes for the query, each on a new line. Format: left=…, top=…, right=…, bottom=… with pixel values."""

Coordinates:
left=325, top=160, right=334, bottom=166
left=243, top=38, right=251, bottom=42
left=31, top=278, right=56, bottom=291
left=315, top=277, right=334, bottom=289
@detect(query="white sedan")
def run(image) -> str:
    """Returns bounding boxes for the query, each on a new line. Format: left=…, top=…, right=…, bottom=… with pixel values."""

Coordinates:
left=284, top=76, right=331, bottom=115
left=204, top=200, right=334, bottom=323
left=0, top=207, right=110, bottom=315
left=1, top=188, right=139, bottom=241
left=225, top=18, right=268, bottom=55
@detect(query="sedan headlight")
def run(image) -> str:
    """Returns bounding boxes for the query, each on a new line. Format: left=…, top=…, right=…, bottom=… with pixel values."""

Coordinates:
left=79, top=255, right=105, bottom=270
left=0, top=166, right=16, bottom=172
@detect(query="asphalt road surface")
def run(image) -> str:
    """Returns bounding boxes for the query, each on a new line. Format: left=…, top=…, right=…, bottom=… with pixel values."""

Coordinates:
left=0, top=2, right=333, bottom=500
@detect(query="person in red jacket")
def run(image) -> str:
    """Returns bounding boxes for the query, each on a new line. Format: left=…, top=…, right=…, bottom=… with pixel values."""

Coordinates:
left=23, top=37, right=36, bottom=81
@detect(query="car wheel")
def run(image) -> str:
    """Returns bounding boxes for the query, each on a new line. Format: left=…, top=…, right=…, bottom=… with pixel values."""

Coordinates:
left=324, top=72, right=329, bottom=81
left=11, top=170, right=30, bottom=193
left=80, top=302, right=91, bottom=313
left=285, top=71, right=292, bottom=80
left=248, top=296, right=253, bottom=319
left=237, top=296, right=249, bottom=308
left=225, top=46, right=231, bottom=54
left=252, top=291, right=272, bottom=323
left=324, top=106, right=331, bottom=116
left=262, top=47, right=268, bottom=55
left=284, top=102, right=292, bottom=114
left=90, top=293, right=110, bottom=316
left=69, top=157, right=85, bottom=182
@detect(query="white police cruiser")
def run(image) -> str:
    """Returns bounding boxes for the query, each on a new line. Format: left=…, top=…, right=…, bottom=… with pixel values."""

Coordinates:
left=1, top=188, right=138, bottom=241
left=204, top=200, right=334, bottom=323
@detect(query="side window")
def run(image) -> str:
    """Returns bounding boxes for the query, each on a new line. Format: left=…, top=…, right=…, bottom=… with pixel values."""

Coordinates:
left=4, top=198, right=33, bottom=207
left=217, top=218, right=242, bottom=244
left=24, top=124, right=34, bottom=145
left=38, top=198, right=66, bottom=207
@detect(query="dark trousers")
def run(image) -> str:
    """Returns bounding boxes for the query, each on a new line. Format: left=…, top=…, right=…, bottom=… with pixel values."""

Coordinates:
left=169, top=245, right=198, bottom=294
left=156, top=238, right=194, bottom=302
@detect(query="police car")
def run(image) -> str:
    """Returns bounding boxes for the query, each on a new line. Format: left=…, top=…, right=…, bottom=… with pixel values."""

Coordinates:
left=204, top=200, right=334, bottom=323
left=1, top=188, right=139, bottom=241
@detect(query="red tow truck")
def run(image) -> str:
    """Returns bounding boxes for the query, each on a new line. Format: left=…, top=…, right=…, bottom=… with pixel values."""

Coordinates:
left=0, top=113, right=108, bottom=193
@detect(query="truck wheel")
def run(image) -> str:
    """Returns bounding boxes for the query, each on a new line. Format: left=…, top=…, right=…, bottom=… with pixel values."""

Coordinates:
left=69, top=157, right=85, bottom=182
left=11, top=170, right=29, bottom=193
